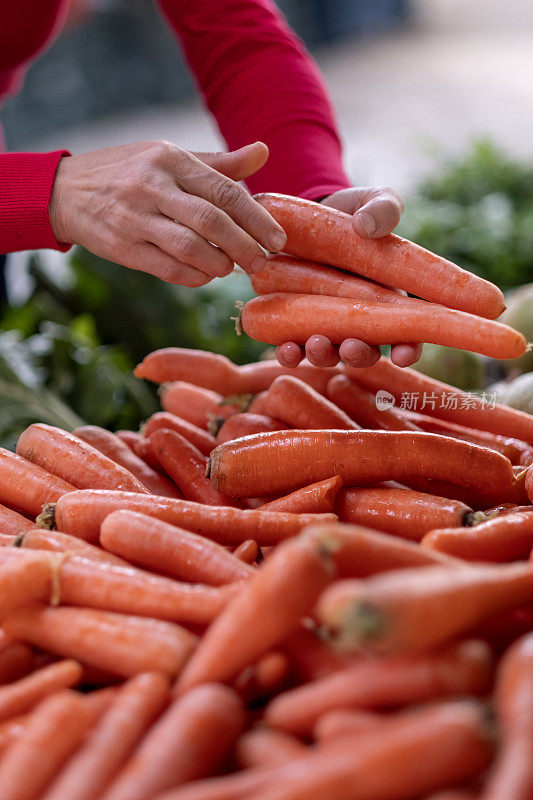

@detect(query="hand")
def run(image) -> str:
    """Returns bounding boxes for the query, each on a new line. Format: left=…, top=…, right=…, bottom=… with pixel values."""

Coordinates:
left=275, top=186, right=422, bottom=369
left=49, top=140, right=287, bottom=287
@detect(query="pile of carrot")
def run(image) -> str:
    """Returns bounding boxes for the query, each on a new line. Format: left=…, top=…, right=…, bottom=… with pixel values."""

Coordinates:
left=0, top=335, right=532, bottom=799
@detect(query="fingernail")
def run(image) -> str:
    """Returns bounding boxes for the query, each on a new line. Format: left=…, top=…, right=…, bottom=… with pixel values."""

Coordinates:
left=250, top=253, right=266, bottom=274
left=357, top=211, right=377, bottom=235
left=268, top=230, right=286, bottom=252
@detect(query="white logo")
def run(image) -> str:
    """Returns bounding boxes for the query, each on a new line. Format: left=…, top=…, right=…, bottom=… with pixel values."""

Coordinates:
left=375, top=390, right=395, bottom=411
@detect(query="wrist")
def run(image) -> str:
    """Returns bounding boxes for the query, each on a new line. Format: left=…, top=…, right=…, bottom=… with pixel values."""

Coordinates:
left=48, top=155, right=74, bottom=244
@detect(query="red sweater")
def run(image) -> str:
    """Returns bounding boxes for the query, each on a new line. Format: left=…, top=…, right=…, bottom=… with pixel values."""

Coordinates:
left=0, top=0, right=350, bottom=254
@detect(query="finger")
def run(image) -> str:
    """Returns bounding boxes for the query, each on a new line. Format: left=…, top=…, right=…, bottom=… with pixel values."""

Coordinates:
left=339, top=339, right=381, bottom=368
left=390, top=343, right=423, bottom=368
left=128, top=242, right=213, bottom=287
left=304, top=335, right=340, bottom=368
left=352, top=189, right=404, bottom=239
left=146, top=218, right=233, bottom=279
left=192, top=142, right=269, bottom=182
left=276, top=342, right=304, bottom=368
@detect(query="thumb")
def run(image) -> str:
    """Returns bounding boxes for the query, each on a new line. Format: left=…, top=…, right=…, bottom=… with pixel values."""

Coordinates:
left=192, top=141, right=269, bottom=182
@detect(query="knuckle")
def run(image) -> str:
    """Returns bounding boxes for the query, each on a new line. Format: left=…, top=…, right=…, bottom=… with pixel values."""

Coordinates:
left=148, top=139, right=180, bottom=167
left=174, top=228, right=198, bottom=259
left=195, top=203, right=225, bottom=235
left=212, top=178, right=242, bottom=209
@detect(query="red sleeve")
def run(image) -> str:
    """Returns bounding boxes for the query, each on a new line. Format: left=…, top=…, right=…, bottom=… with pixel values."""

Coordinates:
left=156, top=0, right=351, bottom=199
left=0, top=150, right=71, bottom=254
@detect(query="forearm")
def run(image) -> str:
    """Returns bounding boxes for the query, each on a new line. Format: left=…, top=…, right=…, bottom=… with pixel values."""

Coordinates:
left=156, top=0, right=351, bottom=198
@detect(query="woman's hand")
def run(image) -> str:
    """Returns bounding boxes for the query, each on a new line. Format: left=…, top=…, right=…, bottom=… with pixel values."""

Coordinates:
left=275, top=186, right=423, bottom=369
left=48, top=140, right=286, bottom=287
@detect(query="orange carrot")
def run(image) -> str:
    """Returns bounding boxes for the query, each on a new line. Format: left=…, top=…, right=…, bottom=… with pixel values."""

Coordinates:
left=176, top=533, right=335, bottom=693
left=3, top=605, right=197, bottom=678
left=14, top=526, right=128, bottom=566
left=261, top=375, right=358, bottom=430
left=327, top=374, right=420, bottom=431
left=0, top=550, right=57, bottom=618
left=241, top=293, right=525, bottom=359
left=235, top=358, right=342, bottom=396
left=0, top=503, right=34, bottom=535
left=0, top=660, right=82, bottom=723
left=253, top=652, right=291, bottom=696
left=208, top=430, right=515, bottom=498
left=115, top=430, right=143, bottom=451
left=282, top=626, right=362, bottom=682
left=50, top=489, right=336, bottom=545
left=233, top=539, right=259, bottom=563
left=336, top=487, right=474, bottom=541
left=73, top=425, right=181, bottom=497
left=131, top=436, right=166, bottom=473
left=16, top=424, right=149, bottom=493
left=148, top=428, right=238, bottom=506
left=142, top=412, right=216, bottom=455
left=347, top=357, right=533, bottom=444
left=236, top=728, right=307, bottom=769
left=526, top=465, right=533, bottom=503
left=0, top=638, right=33, bottom=685
left=318, top=562, right=533, bottom=655
left=261, top=476, right=343, bottom=514
left=0, top=690, right=95, bottom=800
left=100, top=509, right=253, bottom=585
left=314, top=709, right=385, bottom=742
left=215, top=412, right=285, bottom=444
left=102, top=684, right=245, bottom=800
left=160, top=382, right=239, bottom=430
left=42, top=672, right=170, bottom=800
left=255, top=192, right=505, bottom=318
left=422, top=511, right=533, bottom=562
left=265, top=640, right=492, bottom=736
left=0, top=447, right=74, bottom=518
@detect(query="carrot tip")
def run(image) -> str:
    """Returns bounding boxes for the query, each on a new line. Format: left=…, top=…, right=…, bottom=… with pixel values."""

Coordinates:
left=36, top=503, right=56, bottom=530
left=205, top=459, right=212, bottom=480
left=335, top=601, right=387, bottom=649
left=220, top=393, right=254, bottom=411
left=231, top=301, right=245, bottom=336
left=12, top=533, right=25, bottom=547
left=207, top=414, right=226, bottom=437
left=462, top=510, right=478, bottom=527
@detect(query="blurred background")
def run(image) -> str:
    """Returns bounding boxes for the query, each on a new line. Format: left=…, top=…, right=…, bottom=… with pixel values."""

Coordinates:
left=0, top=0, right=532, bottom=445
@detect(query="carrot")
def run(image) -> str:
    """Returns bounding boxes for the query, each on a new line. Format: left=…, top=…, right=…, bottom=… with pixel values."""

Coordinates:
left=250, top=253, right=415, bottom=305
left=261, top=476, right=343, bottom=514
left=424, top=792, right=476, bottom=800
left=0, top=715, right=29, bottom=758
left=236, top=358, right=342, bottom=396
left=216, top=413, right=286, bottom=444
left=261, top=375, right=358, bottom=430
left=16, top=424, right=149, bottom=493
left=0, top=550, right=58, bottom=618
left=101, top=684, right=245, bottom=800
left=3, top=605, right=197, bottom=678
left=282, top=626, right=363, bottom=682
left=115, top=430, right=143, bottom=451
left=0, top=638, right=33, bottom=685
left=0, top=690, right=95, bottom=800
left=147, top=428, right=239, bottom=506
left=0, top=447, right=75, bottom=518
left=131, top=436, right=167, bottom=473
left=208, top=430, right=515, bottom=498
left=233, top=539, right=259, bottom=563
left=253, top=652, right=291, bottom=696
left=405, top=473, right=523, bottom=511
left=100, top=509, right=253, bottom=585
left=422, top=511, right=533, bottom=562
left=313, top=709, right=385, bottom=742
left=0, top=504, right=35, bottom=535
left=241, top=293, right=525, bottom=359
left=160, top=382, right=239, bottom=430
left=336, top=487, right=474, bottom=541
left=0, top=660, right=82, bottom=723
left=327, top=374, right=421, bottom=431
left=73, top=425, right=181, bottom=497
left=480, top=632, right=533, bottom=800
left=41, top=673, right=170, bottom=800
left=254, top=192, right=506, bottom=318
left=346, top=357, right=533, bottom=444
left=50, top=489, right=336, bottom=545
left=318, top=562, right=533, bottom=655
left=236, top=728, right=307, bottom=769
left=142, top=412, right=216, bottom=455
left=265, top=640, right=492, bottom=736
left=14, top=526, right=129, bottom=566
left=176, top=533, right=335, bottom=693
left=526, top=465, right=533, bottom=503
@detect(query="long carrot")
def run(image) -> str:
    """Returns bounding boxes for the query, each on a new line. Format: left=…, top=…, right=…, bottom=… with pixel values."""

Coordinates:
left=0, top=638, right=33, bottom=685
left=14, top=526, right=129, bottom=566
left=160, top=382, right=239, bottom=430
left=0, top=447, right=74, bottom=518
left=147, top=428, right=238, bottom=506
left=265, top=640, right=492, bottom=735
left=260, top=375, right=358, bottom=430
left=142, top=412, right=216, bottom=455
left=318, top=562, right=533, bottom=655
left=261, top=476, right=343, bottom=514
left=73, top=425, right=181, bottom=497
left=282, top=626, right=362, bottom=682
left=207, top=430, right=515, bottom=498
left=0, top=551, right=57, bottom=618
left=233, top=539, right=259, bottom=563
left=254, top=192, right=505, bottom=318
left=336, top=487, right=474, bottom=541
left=132, top=436, right=168, bottom=473
left=49, top=489, right=336, bottom=545
left=41, top=672, right=170, bottom=800
left=480, top=632, right=533, bottom=800
left=16, top=424, right=149, bottom=493
left=346, top=357, right=533, bottom=444
left=236, top=728, right=307, bottom=769
left=0, top=660, right=83, bottom=724
left=176, top=533, right=335, bottom=693
left=327, top=374, right=421, bottom=431
left=2, top=605, right=197, bottom=678
left=115, top=430, right=143, bottom=451
left=0, top=690, right=95, bottom=800
left=101, top=684, right=245, bottom=800
left=241, top=293, right=525, bottom=359
left=313, top=709, right=385, bottom=742
left=526, top=465, right=533, bottom=503
left=0, top=504, right=35, bottom=535
left=100, top=509, right=253, bottom=585
left=215, top=413, right=286, bottom=444
left=422, top=511, right=533, bottom=562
